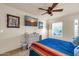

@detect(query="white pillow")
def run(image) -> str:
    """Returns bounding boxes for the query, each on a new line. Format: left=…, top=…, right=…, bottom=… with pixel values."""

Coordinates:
left=74, top=45, right=79, bottom=56
left=73, top=36, right=79, bottom=46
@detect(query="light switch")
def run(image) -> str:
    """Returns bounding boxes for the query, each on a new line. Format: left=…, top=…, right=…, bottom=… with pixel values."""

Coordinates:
left=0, top=30, right=4, bottom=33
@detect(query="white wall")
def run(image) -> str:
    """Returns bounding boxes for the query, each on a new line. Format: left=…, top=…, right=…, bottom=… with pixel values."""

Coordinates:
left=49, top=13, right=79, bottom=41
left=0, top=4, right=47, bottom=54
left=0, top=4, right=26, bottom=54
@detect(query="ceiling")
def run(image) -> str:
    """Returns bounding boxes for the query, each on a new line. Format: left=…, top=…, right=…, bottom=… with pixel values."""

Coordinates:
left=4, top=3, right=79, bottom=20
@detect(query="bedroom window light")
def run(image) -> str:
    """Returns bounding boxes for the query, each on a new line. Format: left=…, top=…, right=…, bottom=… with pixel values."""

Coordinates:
left=74, top=19, right=78, bottom=37
left=52, top=22, right=63, bottom=38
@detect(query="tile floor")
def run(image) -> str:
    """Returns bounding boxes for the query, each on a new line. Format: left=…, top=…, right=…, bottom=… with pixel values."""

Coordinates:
left=0, top=49, right=30, bottom=56
left=11, top=50, right=30, bottom=56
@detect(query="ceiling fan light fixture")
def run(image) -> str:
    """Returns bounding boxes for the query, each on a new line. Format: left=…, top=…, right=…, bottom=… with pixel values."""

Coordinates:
left=38, top=3, right=63, bottom=16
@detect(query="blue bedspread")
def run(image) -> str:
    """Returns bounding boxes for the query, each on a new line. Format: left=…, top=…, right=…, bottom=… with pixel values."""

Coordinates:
left=37, top=38, right=75, bottom=56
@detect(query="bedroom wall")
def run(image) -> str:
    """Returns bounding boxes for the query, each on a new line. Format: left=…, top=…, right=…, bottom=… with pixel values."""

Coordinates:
left=0, top=4, right=47, bottom=54
left=49, top=13, right=79, bottom=41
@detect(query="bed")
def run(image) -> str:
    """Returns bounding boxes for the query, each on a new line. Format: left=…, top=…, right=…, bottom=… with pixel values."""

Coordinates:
left=29, top=38, right=75, bottom=56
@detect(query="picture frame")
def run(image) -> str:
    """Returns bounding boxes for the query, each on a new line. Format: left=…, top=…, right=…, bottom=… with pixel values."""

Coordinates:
left=7, top=14, right=20, bottom=28
left=38, top=21, right=43, bottom=29
left=24, top=16, right=38, bottom=26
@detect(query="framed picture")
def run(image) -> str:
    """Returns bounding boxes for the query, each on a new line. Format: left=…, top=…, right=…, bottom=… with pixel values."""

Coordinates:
left=38, top=21, right=43, bottom=29
left=25, top=16, right=38, bottom=26
left=7, top=14, right=20, bottom=28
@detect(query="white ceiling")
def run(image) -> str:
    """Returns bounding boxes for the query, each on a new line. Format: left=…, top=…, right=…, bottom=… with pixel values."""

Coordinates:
left=4, top=3, right=79, bottom=20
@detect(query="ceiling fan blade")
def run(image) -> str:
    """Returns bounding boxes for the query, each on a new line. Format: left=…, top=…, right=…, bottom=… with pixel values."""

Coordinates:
left=39, top=8, right=47, bottom=11
left=41, top=12, right=47, bottom=15
left=53, top=9, right=63, bottom=12
left=51, top=3, right=58, bottom=9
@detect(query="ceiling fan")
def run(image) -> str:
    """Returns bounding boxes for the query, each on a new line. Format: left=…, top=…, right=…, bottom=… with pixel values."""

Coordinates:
left=38, top=3, right=63, bottom=16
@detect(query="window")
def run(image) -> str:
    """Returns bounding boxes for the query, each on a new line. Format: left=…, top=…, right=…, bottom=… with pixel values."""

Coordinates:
left=52, top=22, right=63, bottom=37
left=74, top=19, right=78, bottom=37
